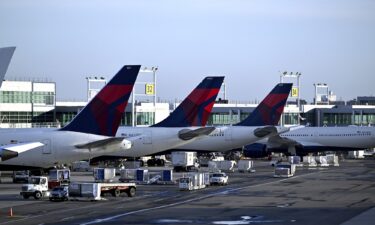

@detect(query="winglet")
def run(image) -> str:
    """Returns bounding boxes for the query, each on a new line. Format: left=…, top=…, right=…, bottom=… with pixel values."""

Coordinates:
left=0, top=47, right=16, bottom=87
left=235, top=83, right=293, bottom=126
left=152, top=76, right=224, bottom=127
left=60, top=65, right=141, bottom=136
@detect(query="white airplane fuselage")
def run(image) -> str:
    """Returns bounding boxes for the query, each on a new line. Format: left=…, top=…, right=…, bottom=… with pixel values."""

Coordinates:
left=106, top=125, right=284, bottom=157
left=260, top=126, right=375, bottom=150
left=173, top=126, right=283, bottom=152
left=0, top=128, right=127, bottom=168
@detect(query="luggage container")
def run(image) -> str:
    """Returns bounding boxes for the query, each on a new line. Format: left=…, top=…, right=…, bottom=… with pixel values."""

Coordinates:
left=237, top=160, right=254, bottom=173
left=71, top=161, right=91, bottom=172
left=315, top=156, right=329, bottom=167
left=136, top=169, right=149, bottom=183
left=48, top=169, right=70, bottom=189
left=93, top=168, right=116, bottom=182
left=302, top=156, right=317, bottom=167
left=161, top=170, right=173, bottom=182
left=209, top=160, right=236, bottom=172
left=288, top=156, right=302, bottom=166
left=172, top=151, right=198, bottom=172
left=326, top=154, right=339, bottom=166
left=119, top=169, right=137, bottom=182
left=274, top=164, right=296, bottom=178
left=179, top=172, right=206, bottom=191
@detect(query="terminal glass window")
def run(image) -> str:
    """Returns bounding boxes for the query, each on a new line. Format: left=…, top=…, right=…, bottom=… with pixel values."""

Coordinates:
left=136, top=112, right=154, bottom=126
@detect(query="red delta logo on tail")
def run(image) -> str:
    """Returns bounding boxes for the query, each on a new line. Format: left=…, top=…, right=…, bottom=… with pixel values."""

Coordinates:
left=152, top=76, right=224, bottom=127
left=61, top=65, right=141, bottom=136
left=235, top=83, right=293, bottom=126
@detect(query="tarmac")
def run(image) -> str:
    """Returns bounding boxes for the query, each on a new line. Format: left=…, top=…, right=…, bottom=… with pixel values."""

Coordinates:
left=0, top=159, right=373, bottom=225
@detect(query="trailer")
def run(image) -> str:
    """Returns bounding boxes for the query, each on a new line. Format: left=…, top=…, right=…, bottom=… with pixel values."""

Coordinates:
left=274, top=164, right=296, bottom=178
left=179, top=172, right=206, bottom=191
left=69, top=182, right=136, bottom=200
left=172, top=151, right=199, bottom=172
left=237, top=160, right=254, bottom=173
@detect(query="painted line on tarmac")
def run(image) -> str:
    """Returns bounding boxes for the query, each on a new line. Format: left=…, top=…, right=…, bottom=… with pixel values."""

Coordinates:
left=80, top=172, right=321, bottom=225
left=0, top=190, right=169, bottom=225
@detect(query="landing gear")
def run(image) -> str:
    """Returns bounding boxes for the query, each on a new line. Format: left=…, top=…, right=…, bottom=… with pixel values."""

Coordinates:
left=147, top=158, right=165, bottom=167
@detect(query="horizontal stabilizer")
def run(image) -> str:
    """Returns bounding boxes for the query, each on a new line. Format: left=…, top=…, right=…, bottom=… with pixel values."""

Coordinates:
left=254, top=126, right=289, bottom=138
left=178, top=127, right=216, bottom=140
left=75, top=137, right=132, bottom=150
left=0, top=142, right=44, bottom=161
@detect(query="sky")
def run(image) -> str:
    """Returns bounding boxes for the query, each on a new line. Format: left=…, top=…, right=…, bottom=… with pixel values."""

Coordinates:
left=0, top=0, right=374, bottom=103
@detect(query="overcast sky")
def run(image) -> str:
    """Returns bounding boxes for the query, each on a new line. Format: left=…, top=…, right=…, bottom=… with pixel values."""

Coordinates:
left=0, top=0, right=374, bottom=103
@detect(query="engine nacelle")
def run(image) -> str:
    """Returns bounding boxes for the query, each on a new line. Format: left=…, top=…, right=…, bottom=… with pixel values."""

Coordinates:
left=243, top=143, right=269, bottom=158
left=120, top=139, right=132, bottom=150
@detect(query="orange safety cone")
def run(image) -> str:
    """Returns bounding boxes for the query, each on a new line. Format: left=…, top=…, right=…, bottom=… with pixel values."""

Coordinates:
left=8, top=207, right=13, bottom=217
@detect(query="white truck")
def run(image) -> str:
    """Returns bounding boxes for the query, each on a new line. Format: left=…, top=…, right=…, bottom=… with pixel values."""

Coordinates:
left=209, top=172, right=228, bottom=185
left=20, top=176, right=50, bottom=200
left=172, top=151, right=199, bottom=172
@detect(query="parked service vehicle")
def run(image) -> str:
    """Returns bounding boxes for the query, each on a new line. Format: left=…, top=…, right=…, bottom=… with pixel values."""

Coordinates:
left=172, top=151, right=199, bottom=172
left=12, top=170, right=30, bottom=183
left=209, top=172, right=228, bottom=185
left=69, top=182, right=136, bottom=200
left=49, top=186, right=69, bottom=201
left=48, top=169, right=70, bottom=189
left=179, top=172, right=206, bottom=191
left=20, top=176, right=50, bottom=200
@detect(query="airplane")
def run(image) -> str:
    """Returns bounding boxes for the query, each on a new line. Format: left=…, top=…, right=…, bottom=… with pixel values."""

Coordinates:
left=0, top=46, right=16, bottom=87
left=0, top=65, right=141, bottom=170
left=104, top=83, right=292, bottom=161
left=92, top=76, right=226, bottom=164
left=243, top=125, right=375, bottom=158
left=167, top=83, right=293, bottom=153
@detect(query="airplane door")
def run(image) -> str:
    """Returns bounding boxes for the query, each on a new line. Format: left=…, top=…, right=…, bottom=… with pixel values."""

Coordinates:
left=143, top=131, right=152, bottom=144
left=225, top=128, right=232, bottom=141
left=42, top=140, right=51, bottom=154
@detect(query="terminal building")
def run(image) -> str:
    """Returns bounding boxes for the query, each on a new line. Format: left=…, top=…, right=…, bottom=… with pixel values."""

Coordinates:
left=0, top=78, right=375, bottom=129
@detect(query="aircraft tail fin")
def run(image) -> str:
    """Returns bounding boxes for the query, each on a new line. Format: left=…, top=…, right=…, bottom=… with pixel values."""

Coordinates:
left=152, top=76, right=224, bottom=127
left=60, top=65, right=140, bottom=136
left=235, top=83, right=293, bottom=126
left=0, top=47, right=16, bottom=87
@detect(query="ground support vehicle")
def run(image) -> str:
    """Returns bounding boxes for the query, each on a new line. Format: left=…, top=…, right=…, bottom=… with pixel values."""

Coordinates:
left=69, top=182, right=136, bottom=200
left=20, top=176, right=50, bottom=200
left=274, top=163, right=296, bottom=178
left=49, top=186, right=69, bottom=201
left=209, top=172, right=228, bottom=185
left=172, top=151, right=199, bottom=172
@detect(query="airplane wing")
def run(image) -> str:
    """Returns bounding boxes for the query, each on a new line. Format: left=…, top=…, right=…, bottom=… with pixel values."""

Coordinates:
left=178, top=127, right=216, bottom=140
left=0, top=142, right=44, bottom=161
left=75, top=137, right=133, bottom=150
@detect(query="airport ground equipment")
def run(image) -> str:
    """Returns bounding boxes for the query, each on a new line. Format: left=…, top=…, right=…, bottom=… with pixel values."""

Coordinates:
left=348, top=150, right=365, bottom=159
left=179, top=172, right=206, bottom=191
left=12, top=170, right=29, bottom=183
left=325, top=154, right=339, bottom=166
left=208, top=160, right=236, bottom=172
left=48, top=169, right=70, bottom=189
left=49, top=186, right=69, bottom=201
left=20, top=176, right=50, bottom=199
left=315, top=156, right=329, bottom=167
left=302, top=156, right=317, bottom=167
left=119, top=169, right=174, bottom=184
left=237, top=160, right=254, bottom=173
left=209, top=172, right=228, bottom=185
left=274, top=163, right=296, bottom=178
left=172, top=151, right=199, bottom=172
left=93, top=168, right=116, bottom=182
left=69, top=182, right=136, bottom=200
